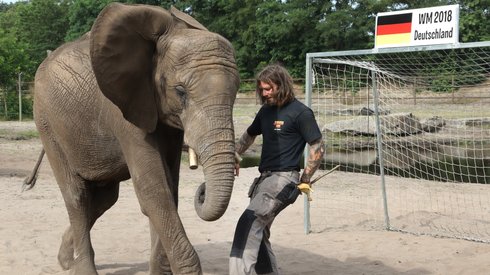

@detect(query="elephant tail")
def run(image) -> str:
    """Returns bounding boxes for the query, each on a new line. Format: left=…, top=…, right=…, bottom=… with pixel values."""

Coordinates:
left=22, top=149, right=45, bottom=191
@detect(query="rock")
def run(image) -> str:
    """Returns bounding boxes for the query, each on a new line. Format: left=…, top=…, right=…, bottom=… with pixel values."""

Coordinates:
left=420, top=116, right=446, bottom=133
left=333, top=106, right=390, bottom=116
left=324, top=113, right=424, bottom=136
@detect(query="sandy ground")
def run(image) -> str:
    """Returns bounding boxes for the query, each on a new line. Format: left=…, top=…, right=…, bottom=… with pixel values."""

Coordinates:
left=1, top=121, right=490, bottom=275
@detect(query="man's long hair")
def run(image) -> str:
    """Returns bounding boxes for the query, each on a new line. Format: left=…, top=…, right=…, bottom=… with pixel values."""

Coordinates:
left=256, top=64, right=296, bottom=107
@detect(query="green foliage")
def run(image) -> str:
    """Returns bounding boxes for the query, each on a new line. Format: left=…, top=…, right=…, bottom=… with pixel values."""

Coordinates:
left=0, top=0, right=489, bottom=115
left=0, top=88, right=33, bottom=121
left=239, top=79, right=257, bottom=94
left=316, top=0, right=376, bottom=52
left=65, top=0, right=114, bottom=41
left=430, top=76, right=453, bottom=93
left=0, top=128, right=39, bottom=139
left=15, top=0, right=70, bottom=76
left=345, top=79, right=362, bottom=95
left=457, top=0, right=490, bottom=42
left=0, top=0, right=69, bottom=79
left=0, top=29, right=31, bottom=88
left=64, top=0, right=180, bottom=41
left=0, top=3, right=10, bottom=12
left=18, top=130, right=39, bottom=139
left=427, top=48, right=488, bottom=93
left=3, top=0, right=490, bottom=80
left=21, top=92, right=33, bottom=119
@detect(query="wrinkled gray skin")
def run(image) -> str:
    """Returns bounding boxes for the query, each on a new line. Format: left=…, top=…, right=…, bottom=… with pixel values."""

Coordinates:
left=32, top=3, right=239, bottom=274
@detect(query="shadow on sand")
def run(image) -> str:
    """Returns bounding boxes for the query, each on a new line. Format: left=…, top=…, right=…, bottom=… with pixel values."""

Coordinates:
left=92, top=241, right=430, bottom=275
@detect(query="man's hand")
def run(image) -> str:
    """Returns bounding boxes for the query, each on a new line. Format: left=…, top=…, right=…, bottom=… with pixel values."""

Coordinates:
left=234, top=132, right=255, bottom=177
left=297, top=183, right=314, bottom=201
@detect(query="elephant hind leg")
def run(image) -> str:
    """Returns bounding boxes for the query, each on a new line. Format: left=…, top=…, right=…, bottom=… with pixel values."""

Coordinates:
left=58, top=226, right=74, bottom=270
left=57, top=182, right=121, bottom=270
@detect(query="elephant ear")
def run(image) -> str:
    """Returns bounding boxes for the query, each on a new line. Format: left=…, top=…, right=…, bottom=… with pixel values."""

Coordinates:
left=170, top=6, right=208, bottom=31
left=90, top=3, right=174, bottom=133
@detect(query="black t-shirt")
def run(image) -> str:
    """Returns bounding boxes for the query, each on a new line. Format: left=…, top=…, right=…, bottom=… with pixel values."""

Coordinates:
left=247, top=99, right=322, bottom=173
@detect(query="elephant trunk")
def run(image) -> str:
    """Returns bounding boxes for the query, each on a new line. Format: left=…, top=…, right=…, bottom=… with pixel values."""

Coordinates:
left=184, top=91, right=237, bottom=221
left=193, top=133, right=235, bottom=221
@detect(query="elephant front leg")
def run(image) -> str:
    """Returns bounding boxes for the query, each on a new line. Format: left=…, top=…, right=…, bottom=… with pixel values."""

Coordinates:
left=123, top=129, right=200, bottom=274
left=131, top=172, right=201, bottom=274
left=149, top=133, right=183, bottom=275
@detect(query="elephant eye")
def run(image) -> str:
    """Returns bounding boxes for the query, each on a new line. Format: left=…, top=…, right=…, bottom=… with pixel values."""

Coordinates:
left=175, top=85, right=187, bottom=106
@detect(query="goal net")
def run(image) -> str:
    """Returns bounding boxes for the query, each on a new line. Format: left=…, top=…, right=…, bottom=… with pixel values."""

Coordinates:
left=305, top=41, right=490, bottom=242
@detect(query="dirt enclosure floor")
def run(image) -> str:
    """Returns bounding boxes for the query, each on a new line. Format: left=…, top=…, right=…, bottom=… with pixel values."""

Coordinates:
left=1, top=121, right=490, bottom=275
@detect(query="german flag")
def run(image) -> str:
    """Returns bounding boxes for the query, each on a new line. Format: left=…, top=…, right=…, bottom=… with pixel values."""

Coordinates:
left=376, top=13, right=412, bottom=47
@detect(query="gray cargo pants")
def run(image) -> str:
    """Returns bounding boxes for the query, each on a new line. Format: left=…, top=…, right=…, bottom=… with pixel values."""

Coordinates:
left=229, top=171, right=300, bottom=275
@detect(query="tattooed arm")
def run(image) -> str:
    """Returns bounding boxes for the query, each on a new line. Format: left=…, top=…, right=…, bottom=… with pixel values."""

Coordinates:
left=236, top=131, right=256, bottom=155
left=300, top=138, right=325, bottom=183
left=234, top=131, right=256, bottom=176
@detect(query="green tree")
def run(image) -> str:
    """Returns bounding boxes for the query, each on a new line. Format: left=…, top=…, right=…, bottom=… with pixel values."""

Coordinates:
left=0, top=3, right=32, bottom=88
left=0, top=2, right=22, bottom=38
left=0, top=29, right=31, bottom=89
left=182, top=0, right=335, bottom=78
left=2, top=0, right=488, bottom=86
left=316, top=1, right=370, bottom=52
left=126, top=0, right=167, bottom=5
left=65, top=0, right=171, bottom=42
left=64, top=0, right=114, bottom=41
left=13, top=0, right=69, bottom=77
left=0, top=2, right=12, bottom=12
left=0, top=28, right=32, bottom=120
left=176, top=0, right=261, bottom=78
left=456, top=0, right=490, bottom=42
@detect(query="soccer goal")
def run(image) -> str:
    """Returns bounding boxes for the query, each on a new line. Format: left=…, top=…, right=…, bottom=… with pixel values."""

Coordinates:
left=305, top=41, right=490, bottom=242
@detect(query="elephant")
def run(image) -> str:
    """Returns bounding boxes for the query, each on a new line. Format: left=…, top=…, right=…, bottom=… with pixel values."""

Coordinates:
left=24, top=3, right=239, bottom=274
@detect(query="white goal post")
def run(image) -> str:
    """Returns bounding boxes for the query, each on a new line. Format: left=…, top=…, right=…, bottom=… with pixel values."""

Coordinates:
left=304, top=41, right=490, bottom=242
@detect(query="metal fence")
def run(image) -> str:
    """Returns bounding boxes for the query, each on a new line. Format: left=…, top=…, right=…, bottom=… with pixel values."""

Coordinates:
left=305, top=41, right=490, bottom=242
left=0, top=74, right=33, bottom=121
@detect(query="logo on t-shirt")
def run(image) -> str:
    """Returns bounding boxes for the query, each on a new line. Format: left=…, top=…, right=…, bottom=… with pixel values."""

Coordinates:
left=273, top=120, right=284, bottom=131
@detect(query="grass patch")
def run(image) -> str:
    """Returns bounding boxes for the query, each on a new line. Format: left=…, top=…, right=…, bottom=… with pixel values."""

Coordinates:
left=0, top=129, right=39, bottom=140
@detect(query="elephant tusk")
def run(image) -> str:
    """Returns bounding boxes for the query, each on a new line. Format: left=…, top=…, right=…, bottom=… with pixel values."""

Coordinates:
left=188, top=148, right=198, bottom=170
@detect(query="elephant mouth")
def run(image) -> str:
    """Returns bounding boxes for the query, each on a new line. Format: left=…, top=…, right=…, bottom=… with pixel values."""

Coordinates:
left=164, top=114, right=183, bottom=130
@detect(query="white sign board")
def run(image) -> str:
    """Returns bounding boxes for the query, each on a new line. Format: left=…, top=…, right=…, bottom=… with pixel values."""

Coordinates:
left=375, top=4, right=459, bottom=48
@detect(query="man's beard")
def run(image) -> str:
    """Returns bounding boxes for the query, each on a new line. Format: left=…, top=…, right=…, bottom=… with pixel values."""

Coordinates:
left=263, top=96, right=277, bottom=106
